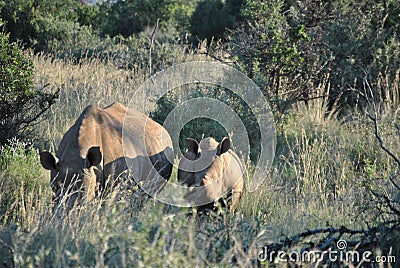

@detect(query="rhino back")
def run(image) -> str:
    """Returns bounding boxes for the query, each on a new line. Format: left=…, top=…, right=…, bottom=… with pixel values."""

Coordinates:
left=57, top=102, right=172, bottom=182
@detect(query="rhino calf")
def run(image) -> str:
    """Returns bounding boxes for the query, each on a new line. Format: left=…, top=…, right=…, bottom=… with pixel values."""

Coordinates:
left=178, top=137, right=244, bottom=212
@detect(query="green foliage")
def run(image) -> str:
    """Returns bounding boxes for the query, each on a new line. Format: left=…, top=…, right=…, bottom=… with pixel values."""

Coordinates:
left=0, top=33, right=58, bottom=144
left=97, top=0, right=158, bottom=37
left=0, top=139, right=50, bottom=225
left=109, top=32, right=197, bottom=73
left=97, top=0, right=197, bottom=38
left=190, top=0, right=240, bottom=43
left=162, top=0, right=199, bottom=36
left=0, top=0, right=97, bottom=50
left=150, top=86, right=228, bottom=153
left=32, top=14, right=103, bottom=56
left=150, top=84, right=261, bottom=161
left=1, top=0, right=399, bottom=111
left=0, top=33, right=33, bottom=99
left=0, top=0, right=36, bottom=47
left=32, top=1, right=101, bottom=55
left=321, top=0, right=400, bottom=110
left=225, top=0, right=312, bottom=116
left=220, top=0, right=400, bottom=116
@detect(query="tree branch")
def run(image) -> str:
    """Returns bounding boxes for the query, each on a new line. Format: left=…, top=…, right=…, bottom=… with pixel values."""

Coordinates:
left=366, top=111, right=400, bottom=194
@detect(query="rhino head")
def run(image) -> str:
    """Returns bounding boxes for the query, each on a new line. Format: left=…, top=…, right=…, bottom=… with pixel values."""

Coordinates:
left=178, top=136, right=243, bottom=211
left=40, top=146, right=102, bottom=209
left=178, top=137, right=230, bottom=188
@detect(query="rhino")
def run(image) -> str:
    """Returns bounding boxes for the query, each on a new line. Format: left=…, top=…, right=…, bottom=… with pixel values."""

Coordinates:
left=178, top=137, right=244, bottom=212
left=40, top=102, right=173, bottom=209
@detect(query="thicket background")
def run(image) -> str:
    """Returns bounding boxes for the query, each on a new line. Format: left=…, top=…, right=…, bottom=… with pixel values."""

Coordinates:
left=0, top=0, right=399, bottom=266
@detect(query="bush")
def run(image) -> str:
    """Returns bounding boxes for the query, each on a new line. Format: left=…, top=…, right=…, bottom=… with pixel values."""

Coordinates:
left=0, top=139, right=51, bottom=225
left=150, top=84, right=261, bottom=161
left=0, top=0, right=36, bottom=47
left=97, top=0, right=198, bottom=39
left=0, top=0, right=97, bottom=50
left=321, top=1, right=400, bottom=111
left=190, top=0, right=240, bottom=44
left=33, top=14, right=103, bottom=57
left=0, top=33, right=58, bottom=145
left=83, top=33, right=195, bottom=74
left=224, top=0, right=313, bottom=116
left=225, top=0, right=400, bottom=116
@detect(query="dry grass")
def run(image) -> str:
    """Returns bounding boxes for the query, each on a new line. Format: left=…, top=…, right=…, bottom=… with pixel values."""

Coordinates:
left=32, top=54, right=147, bottom=150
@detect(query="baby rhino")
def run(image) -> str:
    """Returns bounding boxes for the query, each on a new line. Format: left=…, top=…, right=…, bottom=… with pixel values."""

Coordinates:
left=178, top=137, right=244, bottom=212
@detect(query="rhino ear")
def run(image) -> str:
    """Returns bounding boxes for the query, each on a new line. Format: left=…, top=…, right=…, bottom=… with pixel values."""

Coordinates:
left=186, top=138, right=199, bottom=154
left=217, top=137, right=230, bottom=156
left=86, top=147, right=102, bottom=167
left=40, top=151, right=57, bottom=170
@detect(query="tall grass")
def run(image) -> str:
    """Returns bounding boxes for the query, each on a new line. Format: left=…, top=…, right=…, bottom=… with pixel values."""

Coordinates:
left=32, top=54, right=147, bottom=151
left=0, top=51, right=398, bottom=266
left=240, top=111, right=387, bottom=237
left=0, top=139, right=51, bottom=227
left=31, top=43, right=204, bottom=150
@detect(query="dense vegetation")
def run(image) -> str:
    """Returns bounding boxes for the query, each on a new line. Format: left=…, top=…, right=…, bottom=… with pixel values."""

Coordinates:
left=0, top=0, right=399, bottom=266
left=0, top=33, right=58, bottom=145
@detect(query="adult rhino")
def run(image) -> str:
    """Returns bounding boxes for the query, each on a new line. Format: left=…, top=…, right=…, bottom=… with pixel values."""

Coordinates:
left=40, top=102, right=173, bottom=209
left=178, top=137, right=244, bottom=212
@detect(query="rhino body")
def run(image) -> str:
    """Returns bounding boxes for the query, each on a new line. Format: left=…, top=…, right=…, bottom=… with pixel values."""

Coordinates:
left=40, top=102, right=173, bottom=208
left=178, top=137, right=244, bottom=212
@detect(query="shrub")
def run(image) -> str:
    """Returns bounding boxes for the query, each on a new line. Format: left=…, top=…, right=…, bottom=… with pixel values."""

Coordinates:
left=225, top=0, right=313, bottom=116
left=321, top=1, right=400, bottom=111
left=33, top=14, right=103, bottom=57
left=190, top=0, right=240, bottom=44
left=0, top=0, right=36, bottom=47
left=0, top=0, right=97, bottom=51
left=0, top=33, right=58, bottom=145
left=0, top=139, right=51, bottom=225
left=226, top=0, right=400, bottom=115
left=97, top=0, right=198, bottom=39
left=150, top=84, right=261, bottom=161
left=88, top=33, right=195, bottom=74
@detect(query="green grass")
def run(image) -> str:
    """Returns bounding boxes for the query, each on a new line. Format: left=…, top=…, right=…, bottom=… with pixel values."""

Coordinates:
left=0, top=53, right=399, bottom=267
